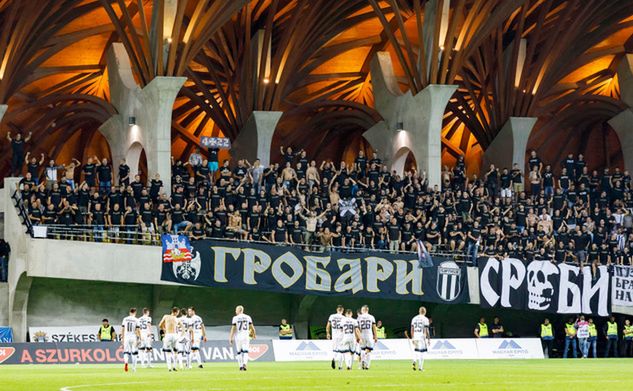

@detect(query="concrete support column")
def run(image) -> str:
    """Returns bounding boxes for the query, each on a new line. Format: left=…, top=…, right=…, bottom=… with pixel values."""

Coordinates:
left=482, top=117, right=537, bottom=173
left=363, top=52, right=457, bottom=188
left=0, top=104, right=7, bottom=123
left=4, top=177, right=31, bottom=341
left=10, top=272, right=32, bottom=342
left=99, top=42, right=186, bottom=195
left=609, top=110, right=633, bottom=173
left=608, top=54, right=633, bottom=174
left=232, top=111, right=283, bottom=167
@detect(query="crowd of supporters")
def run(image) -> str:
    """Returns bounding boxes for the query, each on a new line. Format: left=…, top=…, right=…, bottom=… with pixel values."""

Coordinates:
left=11, top=142, right=633, bottom=270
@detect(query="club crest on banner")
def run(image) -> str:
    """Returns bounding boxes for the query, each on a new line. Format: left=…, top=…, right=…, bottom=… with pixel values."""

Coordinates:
left=436, top=261, right=462, bottom=302
left=162, top=235, right=200, bottom=282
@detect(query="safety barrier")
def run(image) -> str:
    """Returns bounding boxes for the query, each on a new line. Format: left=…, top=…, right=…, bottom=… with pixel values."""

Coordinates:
left=0, top=338, right=543, bottom=364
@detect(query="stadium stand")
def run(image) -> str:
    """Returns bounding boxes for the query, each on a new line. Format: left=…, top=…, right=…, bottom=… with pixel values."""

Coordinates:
left=11, top=148, right=633, bottom=270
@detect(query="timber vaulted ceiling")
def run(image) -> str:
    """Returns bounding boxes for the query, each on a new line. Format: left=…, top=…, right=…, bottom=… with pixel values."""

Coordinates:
left=1, top=0, right=632, bottom=176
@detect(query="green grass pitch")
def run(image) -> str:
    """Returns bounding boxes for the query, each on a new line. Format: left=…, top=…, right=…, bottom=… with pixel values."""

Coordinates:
left=2, top=359, right=631, bottom=390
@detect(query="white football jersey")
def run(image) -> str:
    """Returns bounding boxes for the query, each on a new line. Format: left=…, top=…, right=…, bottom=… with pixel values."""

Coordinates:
left=357, top=313, right=376, bottom=337
left=232, top=314, right=253, bottom=339
left=138, top=315, right=152, bottom=335
left=190, top=315, right=204, bottom=334
left=121, top=315, right=139, bottom=338
left=328, top=313, right=345, bottom=338
left=341, top=317, right=358, bottom=340
left=177, top=316, right=192, bottom=338
left=411, top=315, right=429, bottom=340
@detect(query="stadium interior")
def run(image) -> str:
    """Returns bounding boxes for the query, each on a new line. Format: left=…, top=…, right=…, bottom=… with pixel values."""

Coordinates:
left=1, top=0, right=633, bottom=360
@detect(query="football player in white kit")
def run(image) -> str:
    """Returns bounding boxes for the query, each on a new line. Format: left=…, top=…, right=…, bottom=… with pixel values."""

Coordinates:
left=159, top=307, right=181, bottom=372
left=121, top=307, right=140, bottom=372
left=353, top=308, right=363, bottom=368
left=176, top=308, right=193, bottom=370
left=410, top=306, right=431, bottom=372
left=326, top=305, right=344, bottom=370
left=229, top=305, right=256, bottom=371
left=357, top=305, right=377, bottom=370
left=188, top=306, right=207, bottom=368
left=138, top=308, right=153, bottom=368
left=339, top=309, right=361, bottom=370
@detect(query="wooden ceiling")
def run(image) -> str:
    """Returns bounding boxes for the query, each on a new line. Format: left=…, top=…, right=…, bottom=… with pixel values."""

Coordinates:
left=1, top=0, right=632, bottom=175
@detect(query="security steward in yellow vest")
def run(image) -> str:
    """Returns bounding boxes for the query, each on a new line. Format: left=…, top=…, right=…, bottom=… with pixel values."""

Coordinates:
left=604, top=316, right=619, bottom=358
left=587, top=318, right=598, bottom=358
left=376, top=320, right=386, bottom=339
left=97, top=318, right=116, bottom=342
left=279, top=318, right=293, bottom=340
left=563, top=318, right=577, bottom=358
left=540, top=318, right=554, bottom=358
left=474, top=317, right=489, bottom=338
left=623, top=319, right=633, bottom=357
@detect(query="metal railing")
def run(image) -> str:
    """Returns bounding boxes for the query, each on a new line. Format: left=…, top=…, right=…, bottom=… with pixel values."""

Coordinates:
left=11, top=185, right=469, bottom=260
left=11, top=188, right=33, bottom=235
left=37, top=224, right=468, bottom=258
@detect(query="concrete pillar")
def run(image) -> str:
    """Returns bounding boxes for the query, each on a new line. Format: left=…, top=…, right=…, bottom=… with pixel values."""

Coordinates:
left=4, top=177, right=31, bottom=341
left=10, top=272, right=32, bottom=342
left=482, top=117, right=537, bottom=173
left=608, top=54, right=633, bottom=174
left=100, top=42, right=186, bottom=195
left=0, top=104, right=7, bottom=123
left=363, top=52, right=457, bottom=188
left=232, top=111, right=283, bottom=166
left=609, top=110, right=633, bottom=173
left=618, top=54, right=633, bottom=109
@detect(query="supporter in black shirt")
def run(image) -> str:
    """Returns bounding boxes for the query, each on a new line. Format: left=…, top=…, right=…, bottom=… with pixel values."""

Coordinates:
left=211, top=220, right=225, bottom=238
left=355, top=150, right=368, bottom=178
left=118, top=160, right=130, bottom=187
left=511, top=163, right=524, bottom=194
left=554, top=241, right=567, bottom=263
left=271, top=220, right=287, bottom=244
left=25, top=152, right=45, bottom=184
left=528, top=150, right=543, bottom=173
left=149, top=174, right=163, bottom=202
left=95, top=158, right=112, bottom=193
left=109, top=203, right=123, bottom=228
left=7, top=131, right=31, bottom=176
left=542, top=165, right=554, bottom=197
left=289, top=221, right=304, bottom=245
left=187, top=221, right=203, bottom=239
left=42, top=203, right=58, bottom=224
left=130, top=175, right=144, bottom=200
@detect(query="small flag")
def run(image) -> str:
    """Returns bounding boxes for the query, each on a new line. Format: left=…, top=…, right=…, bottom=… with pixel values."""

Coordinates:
left=416, top=239, right=434, bottom=268
left=162, top=234, right=193, bottom=263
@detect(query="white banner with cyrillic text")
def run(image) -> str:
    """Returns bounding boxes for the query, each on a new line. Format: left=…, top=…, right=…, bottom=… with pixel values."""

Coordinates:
left=612, top=265, right=633, bottom=307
